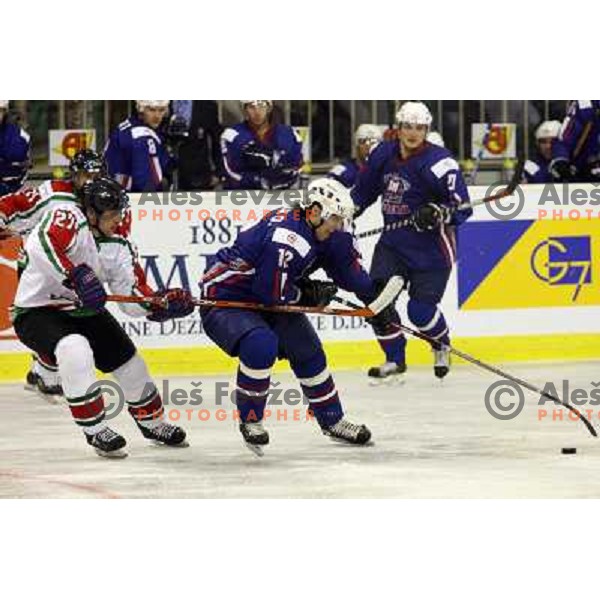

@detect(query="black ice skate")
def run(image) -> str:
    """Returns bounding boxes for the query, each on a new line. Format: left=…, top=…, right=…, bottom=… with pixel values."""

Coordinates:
left=239, top=421, right=269, bottom=456
left=433, top=347, right=451, bottom=379
left=25, top=370, right=63, bottom=403
left=322, top=418, right=372, bottom=445
left=137, top=421, right=188, bottom=447
left=85, top=427, right=128, bottom=458
left=367, top=361, right=406, bottom=384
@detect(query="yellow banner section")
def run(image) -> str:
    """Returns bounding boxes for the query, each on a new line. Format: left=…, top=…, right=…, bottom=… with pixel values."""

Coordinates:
left=2, top=333, right=600, bottom=382
left=463, top=220, right=600, bottom=310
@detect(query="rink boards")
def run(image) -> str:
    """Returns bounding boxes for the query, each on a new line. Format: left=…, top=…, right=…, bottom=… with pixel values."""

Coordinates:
left=1, top=183, right=599, bottom=379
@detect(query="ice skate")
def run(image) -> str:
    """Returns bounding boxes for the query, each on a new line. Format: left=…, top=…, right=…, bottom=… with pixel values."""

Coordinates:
left=367, top=361, right=406, bottom=385
left=433, top=346, right=451, bottom=379
left=24, top=370, right=63, bottom=404
left=137, top=421, right=188, bottom=447
left=85, top=426, right=128, bottom=458
left=239, top=421, right=269, bottom=457
left=322, top=417, right=372, bottom=445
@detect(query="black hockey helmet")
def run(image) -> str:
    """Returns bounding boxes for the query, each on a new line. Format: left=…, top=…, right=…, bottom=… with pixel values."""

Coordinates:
left=69, top=148, right=106, bottom=175
left=81, top=177, right=129, bottom=217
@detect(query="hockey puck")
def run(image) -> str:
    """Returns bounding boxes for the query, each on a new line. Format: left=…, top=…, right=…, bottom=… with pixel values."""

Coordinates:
left=561, top=447, right=577, bottom=455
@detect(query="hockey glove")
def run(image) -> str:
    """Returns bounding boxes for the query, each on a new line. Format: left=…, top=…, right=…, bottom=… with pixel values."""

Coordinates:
left=264, top=167, right=299, bottom=190
left=361, top=279, right=402, bottom=334
left=586, top=160, right=600, bottom=182
left=412, top=203, right=450, bottom=232
left=242, top=143, right=274, bottom=170
left=297, top=279, right=338, bottom=307
left=67, top=264, right=107, bottom=310
left=147, top=288, right=195, bottom=322
left=366, top=304, right=402, bottom=336
left=550, top=159, right=575, bottom=182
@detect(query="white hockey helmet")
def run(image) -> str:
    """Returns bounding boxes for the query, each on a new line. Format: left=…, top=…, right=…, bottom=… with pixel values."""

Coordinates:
left=303, top=177, right=355, bottom=223
left=136, top=100, right=169, bottom=111
left=355, top=124, right=383, bottom=144
left=535, top=120, right=561, bottom=140
left=396, top=101, right=433, bottom=127
left=240, top=100, right=273, bottom=110
left=426, top=131, right=445, bottom=147
left=0, top=100, right=9, bottom=110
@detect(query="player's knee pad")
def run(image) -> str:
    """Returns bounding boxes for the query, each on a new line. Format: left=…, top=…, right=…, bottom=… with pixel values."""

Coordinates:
left=238, top=328, right=278, bottom=370
left=290, top=346, right=326, bottom=379
left=408, top=298, right=448, bottom=339
left=407, top=299, right=437, bottom=327
left=55, top=334, right=94, bottom=376
left=276, top=315, right=323, bottom=365
left=55, top=334, right=95, bottom=397
left=112, top=353, right=153, bottom=399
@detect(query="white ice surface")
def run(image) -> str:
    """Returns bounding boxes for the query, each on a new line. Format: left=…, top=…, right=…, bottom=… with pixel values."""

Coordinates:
left=1, top=361, right=599, bottom=498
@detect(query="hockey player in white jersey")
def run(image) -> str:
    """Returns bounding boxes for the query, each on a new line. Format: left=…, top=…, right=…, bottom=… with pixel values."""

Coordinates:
left=0, top=149, right=110, bottom=399
left=12, top=178, right=195, bottom=457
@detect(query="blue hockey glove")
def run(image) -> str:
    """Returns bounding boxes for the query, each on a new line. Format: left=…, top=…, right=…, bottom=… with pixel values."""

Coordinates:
left=67, top=264, right=107, bottom=310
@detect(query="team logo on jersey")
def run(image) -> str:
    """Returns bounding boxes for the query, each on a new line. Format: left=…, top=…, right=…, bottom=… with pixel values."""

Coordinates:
left=383, top=173, right=410, bottom=200
left=530, top=236, right=592, bottom=301
left=382, top=173, right=411, bottom=216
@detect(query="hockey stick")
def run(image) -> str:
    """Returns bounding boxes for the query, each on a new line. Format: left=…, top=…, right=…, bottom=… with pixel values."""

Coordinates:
left=573, top=120, right=593, bottom=160
left=106, top=275, right=404, bottom=319
left=334, top=295, right=598, bottom=438
left=108, top=293, right=376, bottom=317
left=354, top=157, right=524, bottom=241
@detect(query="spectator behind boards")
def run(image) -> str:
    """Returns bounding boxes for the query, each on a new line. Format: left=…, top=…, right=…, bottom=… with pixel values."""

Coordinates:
left=0, top=100, right=31, bottom=196
left=328, top=124, right=383, bottom=189
left=171, top=100, right=222, bottom=190
left=104, top=100, right=173, bottom=192
left=551, top=101, right=600, bottom=183
left=220, top=101, right=303, bottom=190
left=523, top=120, right=561, bottom=184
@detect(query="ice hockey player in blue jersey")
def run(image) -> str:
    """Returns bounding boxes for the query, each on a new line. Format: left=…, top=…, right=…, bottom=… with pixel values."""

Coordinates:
left=200, top=178, right=389, bottom=452
left=551, top=100, right=600, bottom=182
left=352, top=101, right=472, bottom=381
left=104, top=100, right=171, bottom=192
left=0, top=100, right=31, bottom=195
left=523, top=121, right=561, bottom=184
left=220, top=101, right=303, bottom=190
left=328, top=124, right=383, bottom=188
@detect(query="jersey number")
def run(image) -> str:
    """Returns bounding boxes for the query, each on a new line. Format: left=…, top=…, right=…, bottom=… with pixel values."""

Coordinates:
left=278, top=248, right=293, bottom=269
left=53, top=210, right=76, bottom=230
left=277, top=248, right=294, bottom=300
left=447, top=173, right=457, bottom=191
